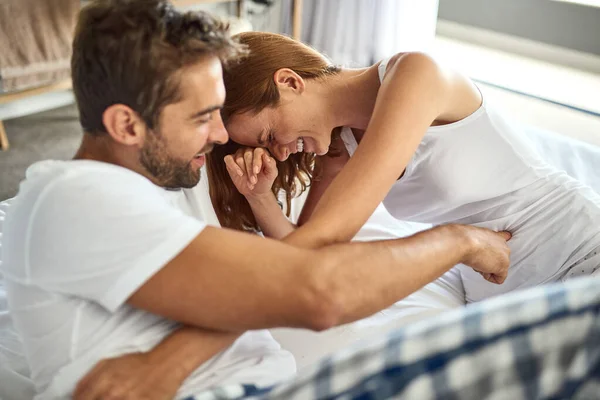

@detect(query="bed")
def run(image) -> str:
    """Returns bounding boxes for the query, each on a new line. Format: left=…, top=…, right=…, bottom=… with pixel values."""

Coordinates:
left=1, top=125, right=599, bottom=399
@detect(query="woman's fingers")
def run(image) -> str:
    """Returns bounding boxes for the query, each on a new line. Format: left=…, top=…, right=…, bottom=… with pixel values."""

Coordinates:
left=225, top=155, right=255, bottom=191
left=224, top=155, right=243, bottom=178
left=226, top=147, right=274, bottom=193
left=262, top=151, right=277, bottom=177
left=243, top=149, right=257, bottom=185
left=233, top=152, right=252, bottom=188
left=253, top=148, right=264, bottom=175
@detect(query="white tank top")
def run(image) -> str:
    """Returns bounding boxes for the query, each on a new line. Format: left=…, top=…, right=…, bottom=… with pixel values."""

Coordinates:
left=340, top=58, right=600, bottom=302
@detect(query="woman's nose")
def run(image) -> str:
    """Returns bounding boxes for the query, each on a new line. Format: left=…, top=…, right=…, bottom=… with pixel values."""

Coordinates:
left=271, top=144, right=289, bottom=161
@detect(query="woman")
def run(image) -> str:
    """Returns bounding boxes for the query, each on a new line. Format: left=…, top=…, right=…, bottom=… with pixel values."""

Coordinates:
left=207, top=32, right=600, bottom=302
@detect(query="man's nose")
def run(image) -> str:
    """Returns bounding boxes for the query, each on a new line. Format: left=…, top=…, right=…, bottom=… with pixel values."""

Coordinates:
left=210, top=118, right=229, bottom=145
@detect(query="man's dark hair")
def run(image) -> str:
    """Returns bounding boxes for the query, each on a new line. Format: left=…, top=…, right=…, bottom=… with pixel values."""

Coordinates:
left=71, top=0, right=245, bottom=134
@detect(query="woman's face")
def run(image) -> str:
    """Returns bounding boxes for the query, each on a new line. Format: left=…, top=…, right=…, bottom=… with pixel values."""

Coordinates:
left=225, top=73, right=334, bottom=161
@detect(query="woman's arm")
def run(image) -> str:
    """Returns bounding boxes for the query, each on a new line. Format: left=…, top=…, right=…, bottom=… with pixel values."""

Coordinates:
left=246, top=192, right=296, bottom=238
left=225, top=147, right=296, bottom=239
left=225, top=136, right=350, bottom=237
left=297, top=136, right=351, bottom=226
left=284, top=52, right=483, bottom=248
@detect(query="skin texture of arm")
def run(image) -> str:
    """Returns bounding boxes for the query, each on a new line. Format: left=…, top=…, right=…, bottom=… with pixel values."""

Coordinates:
left=246, top=192, right=296, bottom=238
left=284, top=52, right=482, bottom=249
left=128, top=223, right=509, bottom=333
left=297, top=144, right=351, bottom=227
left=74, top=326, right=239, bottom=400
left=243, top=147, right=349, bottom=239
left=237, top=132, right=351, bottom=238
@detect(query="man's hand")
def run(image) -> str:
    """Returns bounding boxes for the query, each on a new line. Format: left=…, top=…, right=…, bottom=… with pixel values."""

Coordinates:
left=73, top=352, right=181, bottom=400
left=224, top=147, right=278, bottom=197
left=74, top=327, right=240, bottom=400
left=459, top=225, right=512, bottom=284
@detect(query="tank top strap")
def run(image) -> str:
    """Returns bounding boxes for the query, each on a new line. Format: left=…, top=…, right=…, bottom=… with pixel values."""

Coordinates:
left=340, top=126, right=359, bottom=157
left=378, top=57, right=392, bottom=83
left=340, top=58, right=391, bottom=157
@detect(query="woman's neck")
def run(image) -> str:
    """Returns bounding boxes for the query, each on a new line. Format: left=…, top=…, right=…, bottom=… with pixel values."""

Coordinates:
left=323, top=66, right=381, bottom=130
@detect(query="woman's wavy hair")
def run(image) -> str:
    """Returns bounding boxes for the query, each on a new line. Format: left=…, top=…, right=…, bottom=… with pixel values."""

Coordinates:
left=207, top=32, right=340, bottom=231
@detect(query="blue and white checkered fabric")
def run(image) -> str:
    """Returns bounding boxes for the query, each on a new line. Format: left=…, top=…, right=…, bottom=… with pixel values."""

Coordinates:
left=188, top=276, right=600, bottom=400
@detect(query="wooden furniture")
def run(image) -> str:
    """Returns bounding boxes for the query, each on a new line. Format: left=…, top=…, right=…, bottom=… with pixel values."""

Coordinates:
left=0, top=121, right=8, bottom=151
left=0, top=80, right=74, bottom=151
left=0, top=0, right=303, bottom=151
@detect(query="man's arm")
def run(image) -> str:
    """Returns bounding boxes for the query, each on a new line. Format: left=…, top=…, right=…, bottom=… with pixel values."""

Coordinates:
left=128, top=223, right=510, bottom=332
left=74, top=326, right=240, bottom=400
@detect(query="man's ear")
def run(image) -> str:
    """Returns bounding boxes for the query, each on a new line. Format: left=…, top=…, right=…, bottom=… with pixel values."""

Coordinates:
left=102, top=104, right=147, bottom=146
left=273, top=68, right=305, bottom=94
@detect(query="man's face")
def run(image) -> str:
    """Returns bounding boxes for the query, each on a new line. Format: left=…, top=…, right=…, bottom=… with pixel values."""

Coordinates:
left=140, top=56, right=228, bottom=189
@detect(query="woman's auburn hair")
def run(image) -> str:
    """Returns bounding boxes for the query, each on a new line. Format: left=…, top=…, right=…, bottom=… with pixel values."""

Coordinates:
left=206, top=31, right=340, bottom=231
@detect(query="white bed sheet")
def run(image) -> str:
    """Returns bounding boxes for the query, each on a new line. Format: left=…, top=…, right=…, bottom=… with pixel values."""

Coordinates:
left=1, top=125, right=600, bottom=398
left=273, top=125, right=600, bottom=370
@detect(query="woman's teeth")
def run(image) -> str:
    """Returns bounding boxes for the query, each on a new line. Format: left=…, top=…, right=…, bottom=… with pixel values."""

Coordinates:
left=297, top=137, right=304, bottom=152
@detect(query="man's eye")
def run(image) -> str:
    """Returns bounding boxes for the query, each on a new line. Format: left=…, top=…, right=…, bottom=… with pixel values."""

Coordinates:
left=198, top=115, right=212, bottom=124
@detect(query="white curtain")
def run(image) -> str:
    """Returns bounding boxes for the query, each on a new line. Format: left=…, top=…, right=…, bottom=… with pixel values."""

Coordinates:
left=281, top=0, right=439, bottom=66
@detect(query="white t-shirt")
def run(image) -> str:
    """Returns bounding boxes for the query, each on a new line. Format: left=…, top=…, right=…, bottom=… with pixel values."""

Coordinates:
left=1, top=160, right=295, bottom=400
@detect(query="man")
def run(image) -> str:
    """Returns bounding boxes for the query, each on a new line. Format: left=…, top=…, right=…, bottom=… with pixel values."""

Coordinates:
left=0, top=0, right=515, bottom=398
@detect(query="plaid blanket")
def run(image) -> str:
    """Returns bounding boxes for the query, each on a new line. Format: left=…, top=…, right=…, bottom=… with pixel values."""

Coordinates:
left=188, top=276, right=600, bottom=400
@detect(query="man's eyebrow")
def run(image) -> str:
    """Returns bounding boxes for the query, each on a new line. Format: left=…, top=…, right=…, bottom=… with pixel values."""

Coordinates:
left=188, top=105, right=222, bottom=120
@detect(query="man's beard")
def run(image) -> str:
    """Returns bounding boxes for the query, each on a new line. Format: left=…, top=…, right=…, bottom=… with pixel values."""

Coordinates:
left=140, top=131, right=203, bottom=189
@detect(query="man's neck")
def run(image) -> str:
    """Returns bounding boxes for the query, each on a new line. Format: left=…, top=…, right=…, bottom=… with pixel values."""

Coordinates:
left=74, top=133, right=112, bottom=161
left=74, top=133, right=155, bottom=184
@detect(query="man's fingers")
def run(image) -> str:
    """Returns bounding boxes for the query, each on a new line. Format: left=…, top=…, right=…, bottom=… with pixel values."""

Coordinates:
left=103, top=385, right=129, bottom=400
left=498, top=231, right=512, bottom=241
left=73, top=362, right=105, bottom=400
left=484, top=271, right=506, bottom=285
left=74, top=376, right=108, bottom=400
left=493, top=272, right=507, bottom=284
left=224, top=155, right=243, bottom=177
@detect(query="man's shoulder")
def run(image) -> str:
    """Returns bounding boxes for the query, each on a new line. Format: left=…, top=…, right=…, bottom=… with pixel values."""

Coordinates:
left=6, top=160, right=167, bottom=232
left=25, top=159, right=149, bottom=187
left=15, top=160, right=156, bottom=205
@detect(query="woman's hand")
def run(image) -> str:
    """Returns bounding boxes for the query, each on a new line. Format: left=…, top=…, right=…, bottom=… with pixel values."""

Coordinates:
left=224, top=147, right=278, bottom=198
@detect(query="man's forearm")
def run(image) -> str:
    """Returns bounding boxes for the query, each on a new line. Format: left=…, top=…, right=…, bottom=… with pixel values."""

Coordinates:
left=311, top=224, right=475, bottom=327
left=145, top=326, right=240, bottom=386
left=246, top=193, right=295, bottom=239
